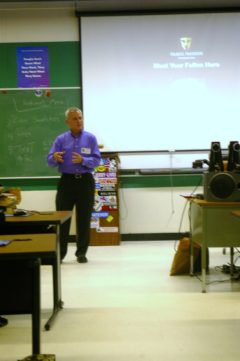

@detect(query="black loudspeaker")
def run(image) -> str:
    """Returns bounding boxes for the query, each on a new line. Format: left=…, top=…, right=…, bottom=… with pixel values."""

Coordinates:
left=203, top=171, right=240, bottom=201
left=227, top=141, right=240, bottom=171
left=208, top=141, right=224, bottom=171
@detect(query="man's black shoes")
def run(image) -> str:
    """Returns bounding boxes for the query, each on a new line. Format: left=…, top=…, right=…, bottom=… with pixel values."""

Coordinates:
left=77, top=255, right=88, bottom=263
left=0, top=316, right=8, bottom=328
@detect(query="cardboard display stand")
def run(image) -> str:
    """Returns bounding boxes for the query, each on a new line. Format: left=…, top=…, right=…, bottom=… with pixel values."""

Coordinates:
left=90, top=153, right=120, bottom=246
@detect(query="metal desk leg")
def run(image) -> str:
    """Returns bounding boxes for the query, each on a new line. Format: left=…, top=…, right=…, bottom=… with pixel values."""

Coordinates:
left=230, top=247, right=234, bottom=276
left=44, top=225, right=64, bottom=331
left=201, top=242, right=207, bottom=293
left=32, top=259, right=41, bottom=355
left=190, top=237, right=194, bottom=276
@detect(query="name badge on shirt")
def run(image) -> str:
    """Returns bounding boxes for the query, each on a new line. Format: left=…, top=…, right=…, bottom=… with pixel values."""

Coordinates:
left=81, top=147, right=91, bottom=154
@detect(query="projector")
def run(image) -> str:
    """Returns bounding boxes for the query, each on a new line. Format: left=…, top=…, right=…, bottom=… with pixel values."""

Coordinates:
left=203, top=171, right=240, bottom=201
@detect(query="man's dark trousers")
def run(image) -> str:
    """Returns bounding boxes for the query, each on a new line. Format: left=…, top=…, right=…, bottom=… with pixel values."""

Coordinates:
left=56, top=173, right=95, bottom=260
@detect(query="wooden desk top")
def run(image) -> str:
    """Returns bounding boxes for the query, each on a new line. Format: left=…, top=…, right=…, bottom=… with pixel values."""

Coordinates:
left=190, top=198, right=240, bottom=207
left=5, top=210, right=72, bottom=225
left=0, top=233, right=56, bottom=258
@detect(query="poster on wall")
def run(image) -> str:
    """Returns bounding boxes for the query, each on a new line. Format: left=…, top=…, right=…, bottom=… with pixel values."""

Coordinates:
left=17, top=46, right=49, bottom=88
left=91, top=156, right=119, bottom=233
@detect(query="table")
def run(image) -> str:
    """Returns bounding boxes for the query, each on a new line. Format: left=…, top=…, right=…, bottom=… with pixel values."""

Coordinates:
left=4, top=211, right=72, bottom=330
left=0, top=233, right=56, bottom=355
left=189, top=199, right=240, bottom=292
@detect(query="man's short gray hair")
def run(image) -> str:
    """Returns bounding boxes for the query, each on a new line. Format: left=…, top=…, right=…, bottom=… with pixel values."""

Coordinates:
left=65, top=107, right=82, bottom=119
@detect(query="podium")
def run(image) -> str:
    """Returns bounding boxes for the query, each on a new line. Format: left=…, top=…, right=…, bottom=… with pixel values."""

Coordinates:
left=90, top=153, right=120, bottom=246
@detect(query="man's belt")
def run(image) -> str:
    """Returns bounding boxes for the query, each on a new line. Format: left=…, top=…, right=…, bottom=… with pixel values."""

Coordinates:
left=62, top=173, right=91, bottom=179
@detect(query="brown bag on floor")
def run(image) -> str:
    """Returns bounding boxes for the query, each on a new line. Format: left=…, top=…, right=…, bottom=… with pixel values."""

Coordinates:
left=170, top=237, right=206, bottom=275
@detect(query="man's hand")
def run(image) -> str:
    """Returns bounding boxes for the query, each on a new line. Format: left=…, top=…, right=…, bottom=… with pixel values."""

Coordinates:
left=53, top=151, right=65, bottom=163
left=72, top=152, right=83, bottom=164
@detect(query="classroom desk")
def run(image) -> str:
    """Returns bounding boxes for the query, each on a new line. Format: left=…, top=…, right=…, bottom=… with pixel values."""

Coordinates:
left=0, top=233, right=56, bottom=355
left=4, top=211, right=72, bottom=330
left=189, top=199, right=240, bottom=292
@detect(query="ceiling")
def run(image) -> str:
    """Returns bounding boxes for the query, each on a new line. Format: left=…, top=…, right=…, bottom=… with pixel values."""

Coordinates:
left=0, top=0, right=240, bottom=12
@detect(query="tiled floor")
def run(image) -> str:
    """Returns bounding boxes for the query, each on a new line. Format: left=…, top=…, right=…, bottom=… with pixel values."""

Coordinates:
left=1, top=241, right=240, bottom=361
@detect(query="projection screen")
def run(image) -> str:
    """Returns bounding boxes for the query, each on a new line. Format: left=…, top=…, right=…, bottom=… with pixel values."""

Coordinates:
left=80, top=12, right=240, bottom=167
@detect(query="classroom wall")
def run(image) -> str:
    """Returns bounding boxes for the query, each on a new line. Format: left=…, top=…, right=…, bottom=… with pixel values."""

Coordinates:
left=0, top=4, right=194, bottom=236
left=19, top=186, right=193, bottom=235
left=0, top=7, right=78, bottom=43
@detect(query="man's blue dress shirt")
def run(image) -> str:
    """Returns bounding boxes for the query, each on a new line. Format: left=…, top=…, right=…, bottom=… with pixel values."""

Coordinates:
left=47, top=130, right=101, bottom=174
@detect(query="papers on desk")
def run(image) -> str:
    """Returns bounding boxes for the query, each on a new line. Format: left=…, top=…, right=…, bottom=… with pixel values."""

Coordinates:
left=180, top=193, right=204, bottom=200
left=0, top=240, right=12, bottom=246
left=0, top=238, right=33, bottom=247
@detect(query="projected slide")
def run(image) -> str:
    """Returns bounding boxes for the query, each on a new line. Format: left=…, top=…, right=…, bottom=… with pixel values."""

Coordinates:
left=81, top=13, right=240, bottom=152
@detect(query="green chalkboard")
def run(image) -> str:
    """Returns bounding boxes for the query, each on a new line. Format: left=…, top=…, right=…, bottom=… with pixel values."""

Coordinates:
left=0, top=89, right=81, bottom=177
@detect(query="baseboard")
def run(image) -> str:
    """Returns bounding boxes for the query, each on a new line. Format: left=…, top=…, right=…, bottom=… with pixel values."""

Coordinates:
left=121, top=232, right=190, bottom=241
left=69, top=235, right=76, bottom=242
left=69, top=232, right=190, bottom=243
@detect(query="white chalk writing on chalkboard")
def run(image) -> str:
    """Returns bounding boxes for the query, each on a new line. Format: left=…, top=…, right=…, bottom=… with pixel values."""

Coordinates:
left=0, top=88, right=81, bottom=177
left=13, top=97, right=65, bottom=113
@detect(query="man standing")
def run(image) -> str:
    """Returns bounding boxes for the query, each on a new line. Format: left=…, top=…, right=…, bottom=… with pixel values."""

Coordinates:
left=47, top=107, right=101, bottom=263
